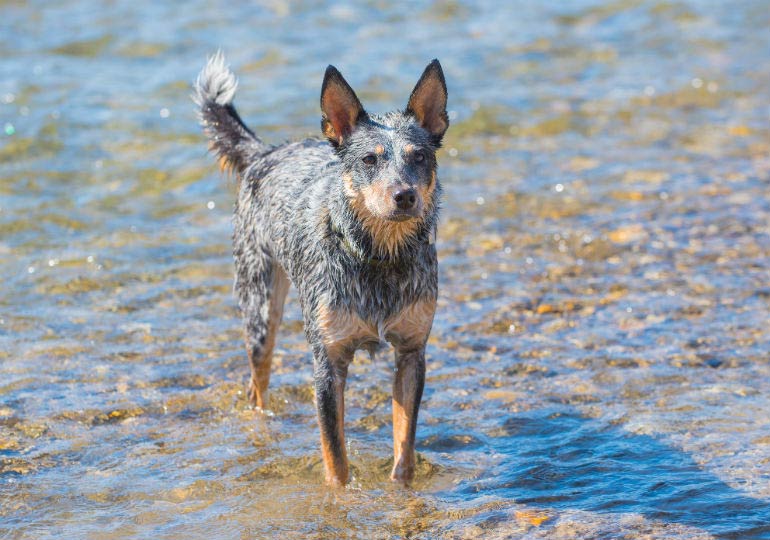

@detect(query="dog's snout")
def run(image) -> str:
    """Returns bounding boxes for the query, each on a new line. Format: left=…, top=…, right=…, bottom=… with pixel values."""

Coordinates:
left=394, top=188, right=417, bottom=210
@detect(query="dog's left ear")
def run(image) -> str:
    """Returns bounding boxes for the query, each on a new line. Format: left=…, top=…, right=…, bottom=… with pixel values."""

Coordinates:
left=321, top=65, right=367, bottom=147
left=406, top=59, right=449, bottom=145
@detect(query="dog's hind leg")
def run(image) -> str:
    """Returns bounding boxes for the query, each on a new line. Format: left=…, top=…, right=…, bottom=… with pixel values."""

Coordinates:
left=237, top=252, right=290, bottom=410
left=312, top=347, right=351, bottom=486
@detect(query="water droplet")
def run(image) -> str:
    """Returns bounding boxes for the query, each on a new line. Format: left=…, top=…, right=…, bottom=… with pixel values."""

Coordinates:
left=207, top=200, right=215, bottom=209
left=448, top=147, right=458, bottom=157
left=476, top=196, right=485, bottom=205
left=27, top=266, right=36, bottom=274
left=4, top=123, right=15, bottom=136
left=644, top=85, right=656, bottom=96
left=691, top=78, right=703, bottom=89
left=87, top=255, right=94, bottom=263
left=508, top=324, right=516, bottom=333
left=525, top=257, right=534, bottom=265
left=554, top=183, right=564, bottom=193
left=159, top=107, right=170, bottom=118
left=2, top=93, right=14, bottom=104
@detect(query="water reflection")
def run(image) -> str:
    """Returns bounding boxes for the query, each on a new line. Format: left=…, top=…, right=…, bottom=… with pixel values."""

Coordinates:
left=2, top=0, right=770, bottom=538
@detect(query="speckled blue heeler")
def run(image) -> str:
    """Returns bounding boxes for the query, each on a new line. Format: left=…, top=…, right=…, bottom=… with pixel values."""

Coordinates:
left=194, top=53, right=448, bottom=486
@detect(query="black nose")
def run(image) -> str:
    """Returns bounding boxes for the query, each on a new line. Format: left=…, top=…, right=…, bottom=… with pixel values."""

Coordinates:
left=394, top=188, right=417, bottom=210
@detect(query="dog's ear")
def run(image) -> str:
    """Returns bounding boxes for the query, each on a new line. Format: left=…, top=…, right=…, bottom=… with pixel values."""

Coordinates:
left=406, top=59, right=448, bottom=145
left=321, top=66, right=367, bottom=146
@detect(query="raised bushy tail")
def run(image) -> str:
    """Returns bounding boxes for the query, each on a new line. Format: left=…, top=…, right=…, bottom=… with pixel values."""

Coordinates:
left=193, top=51, right=266, bottom=175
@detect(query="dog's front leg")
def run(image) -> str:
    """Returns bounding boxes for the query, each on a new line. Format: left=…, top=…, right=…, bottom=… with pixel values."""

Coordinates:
left=313, top=348, right=350, bottom=486
left=391, top=347, right=426, bottom=484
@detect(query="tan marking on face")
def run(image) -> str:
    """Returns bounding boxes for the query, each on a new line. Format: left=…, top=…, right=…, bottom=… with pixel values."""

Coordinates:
left=345, top=181, right=421, bottom=258
left=403, top=144, right=414, bottom=153
left=374, top=144, right=385, bottom=155
left=317, top=303, right=376, bottom=359
left=342, top=173, right=356, bottom=198
left=360, top=180, right=394, bottom=215
left=415, top=170, right=437, bottom=215
left=385, top=298, right=436, bottom=348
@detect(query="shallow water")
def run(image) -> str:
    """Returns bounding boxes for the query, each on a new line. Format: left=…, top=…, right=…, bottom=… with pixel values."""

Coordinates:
left=2, top=1, right=770, bottom=538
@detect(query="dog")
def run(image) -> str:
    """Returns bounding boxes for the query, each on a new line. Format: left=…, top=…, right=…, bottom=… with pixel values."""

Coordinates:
left=194, top=52, right=448, bottom=486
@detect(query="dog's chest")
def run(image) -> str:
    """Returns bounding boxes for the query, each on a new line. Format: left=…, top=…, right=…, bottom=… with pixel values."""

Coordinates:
left=317, top=296, right=435, bottom=356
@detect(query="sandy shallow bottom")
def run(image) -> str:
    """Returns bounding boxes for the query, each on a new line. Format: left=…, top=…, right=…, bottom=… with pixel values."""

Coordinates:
left=2, top=1, right=770, bottom=538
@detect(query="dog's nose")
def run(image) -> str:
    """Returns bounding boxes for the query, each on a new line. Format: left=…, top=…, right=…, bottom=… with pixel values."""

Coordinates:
left=394, top=188, right=417, bottom=210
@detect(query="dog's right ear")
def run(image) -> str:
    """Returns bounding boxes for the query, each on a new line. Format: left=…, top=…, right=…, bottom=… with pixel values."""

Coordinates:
left=321, top=66, right=367, bottom=147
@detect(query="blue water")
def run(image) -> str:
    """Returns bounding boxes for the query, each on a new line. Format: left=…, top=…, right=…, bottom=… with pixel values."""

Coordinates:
left=2, top=1, right=770, bottom=538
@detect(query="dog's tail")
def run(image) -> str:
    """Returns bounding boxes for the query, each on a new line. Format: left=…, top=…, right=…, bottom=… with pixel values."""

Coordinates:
left=193, top=51, right=267, bottom=176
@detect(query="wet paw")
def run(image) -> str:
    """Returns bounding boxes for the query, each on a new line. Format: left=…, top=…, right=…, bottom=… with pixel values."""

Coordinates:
left=389, top=462, right=415, bottom=486
left=247, top=378, right=268, bottom=410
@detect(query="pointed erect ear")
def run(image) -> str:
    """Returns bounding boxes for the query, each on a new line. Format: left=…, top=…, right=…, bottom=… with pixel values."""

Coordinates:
left=320, top=65, right=367, bottom=146
left=406, top=59, right=449, bottom=145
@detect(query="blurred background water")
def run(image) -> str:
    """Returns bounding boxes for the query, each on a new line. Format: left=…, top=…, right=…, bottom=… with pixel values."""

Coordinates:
left=2, top=1, right=770, bottom=538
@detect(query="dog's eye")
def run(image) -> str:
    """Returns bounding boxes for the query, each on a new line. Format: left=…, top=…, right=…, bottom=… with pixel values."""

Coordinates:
left=362, top=154, right=377, bottom=166
left=414, top=150, right=425, bottom=163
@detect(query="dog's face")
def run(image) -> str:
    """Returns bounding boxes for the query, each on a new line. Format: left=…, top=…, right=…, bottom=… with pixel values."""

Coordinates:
left=321, top=61, right=448, bottom=226
left=340, top=118, right=438, bottom=223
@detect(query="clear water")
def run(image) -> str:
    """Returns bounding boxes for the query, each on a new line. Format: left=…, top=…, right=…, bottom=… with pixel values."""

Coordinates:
left=2, top=1, right=770, bottom=538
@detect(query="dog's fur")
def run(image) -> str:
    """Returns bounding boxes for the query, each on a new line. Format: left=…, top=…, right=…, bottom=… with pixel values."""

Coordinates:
left=194, top=52, right=448, bottom=486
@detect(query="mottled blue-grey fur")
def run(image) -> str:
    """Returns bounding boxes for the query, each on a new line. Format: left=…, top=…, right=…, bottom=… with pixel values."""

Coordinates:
left=194, top=54, right=448, bottom=486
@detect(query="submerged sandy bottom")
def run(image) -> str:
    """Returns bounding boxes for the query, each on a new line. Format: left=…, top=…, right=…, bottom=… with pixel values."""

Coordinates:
left=2, top=1, right=770, bottom=538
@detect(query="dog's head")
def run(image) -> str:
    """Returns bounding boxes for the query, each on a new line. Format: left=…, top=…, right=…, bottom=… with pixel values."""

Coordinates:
left=320, top=61, right=447, bottom=255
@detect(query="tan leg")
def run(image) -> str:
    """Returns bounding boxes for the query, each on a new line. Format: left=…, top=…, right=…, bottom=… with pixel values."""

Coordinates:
left=385, top=298, right=435, bottom=484
left=315, top=357, right=350, bottom=486
left=246, top=264, right=290, bottom=409
left=391, top=348, right=425, bottom=484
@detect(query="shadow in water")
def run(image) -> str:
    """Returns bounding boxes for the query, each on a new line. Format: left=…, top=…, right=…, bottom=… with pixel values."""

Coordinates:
left=458, top=410, right=770, bottom=539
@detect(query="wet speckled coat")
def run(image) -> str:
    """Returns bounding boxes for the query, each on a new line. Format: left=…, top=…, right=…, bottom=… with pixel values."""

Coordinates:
left=195, top=53, right=448, bottom=486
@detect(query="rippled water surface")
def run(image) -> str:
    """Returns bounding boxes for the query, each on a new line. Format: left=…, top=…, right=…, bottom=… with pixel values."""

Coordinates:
left=3, top=1, right=770, bottom=538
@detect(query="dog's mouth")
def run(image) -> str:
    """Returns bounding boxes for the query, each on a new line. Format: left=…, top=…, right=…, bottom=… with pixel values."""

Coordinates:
left=387, top=208, right=421, bottom=222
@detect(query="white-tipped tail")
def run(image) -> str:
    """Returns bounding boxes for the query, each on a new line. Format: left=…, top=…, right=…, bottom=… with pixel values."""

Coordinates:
left=193, top=50, right=238, bottom=106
